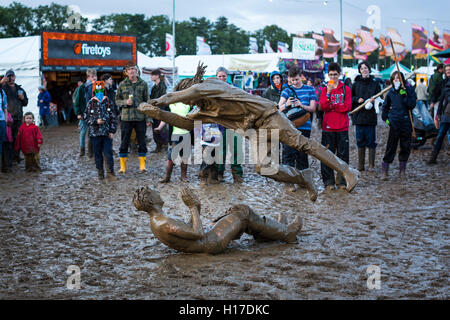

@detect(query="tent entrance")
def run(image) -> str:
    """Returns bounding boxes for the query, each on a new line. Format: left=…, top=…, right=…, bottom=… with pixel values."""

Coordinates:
left=42, top=71, right=125, bottom=126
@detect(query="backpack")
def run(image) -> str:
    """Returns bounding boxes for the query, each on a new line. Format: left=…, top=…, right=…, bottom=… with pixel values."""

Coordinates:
left=283, top=85, right=310, bottom=127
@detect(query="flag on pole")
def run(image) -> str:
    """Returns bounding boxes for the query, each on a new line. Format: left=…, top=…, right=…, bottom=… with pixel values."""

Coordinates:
left=412, top=24, right=428, bottom=55
left=277, top=41, right=290, bottom=53
left=322, top=28, right=340, bottom=58
left=263, top=40, right=274, bottom=53
left=428, top=26, right=444, bottom=51
left=196, top=36, right=212, bottom=55
left=443, top=29, right=450, bottom=50
left=386, top=27, right=406, bottom=61
left=355, top=26, right=378, bottom=53
left=343, top=32, right=355, bottom=59
left=249, top=37, right=258, bottom=54
left=378, top=34, right=388, bottom=59
left=166, top=33, right=175, bottom=58
left=312, top=33, right=324, bottom=59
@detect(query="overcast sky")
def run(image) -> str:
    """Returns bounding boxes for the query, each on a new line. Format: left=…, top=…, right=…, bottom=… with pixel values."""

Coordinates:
left=2, top=0, right=449, bottom=47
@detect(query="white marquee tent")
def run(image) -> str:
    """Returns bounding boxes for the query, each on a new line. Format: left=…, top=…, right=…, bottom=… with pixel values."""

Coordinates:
left=0, top=36, right=41, bottom=123
left=175, top=52, right=293, bottom=77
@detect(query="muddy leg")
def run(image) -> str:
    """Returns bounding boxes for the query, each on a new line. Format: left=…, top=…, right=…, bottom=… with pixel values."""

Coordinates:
left=281, top=127, right=358, bottom=192
left=241, top=205, right=302, bottom=244
left=256, top=163, right=318, bottom=202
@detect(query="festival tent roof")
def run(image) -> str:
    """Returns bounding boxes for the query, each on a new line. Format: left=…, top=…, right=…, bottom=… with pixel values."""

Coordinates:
left=0, top=36, right=41, bottom=123
left=175, top=52, right=293, bottom=76
left=413, top=66, right=435, bottom=76
left=137, top=52, right=173, bottom=69
left=379, top=63, right=411, bottom=80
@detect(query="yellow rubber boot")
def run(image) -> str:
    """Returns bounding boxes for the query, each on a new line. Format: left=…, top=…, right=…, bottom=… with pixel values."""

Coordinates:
left=139, top=156, right=147, bottom=172
left=119, top=157, right=127, bottom=174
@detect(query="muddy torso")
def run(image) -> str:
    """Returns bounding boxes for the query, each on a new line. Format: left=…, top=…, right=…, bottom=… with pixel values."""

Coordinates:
left=186, top=78, right=278, bottom=131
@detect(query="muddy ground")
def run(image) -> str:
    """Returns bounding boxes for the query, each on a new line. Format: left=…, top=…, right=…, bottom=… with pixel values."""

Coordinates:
left=0, top=120, right=448, bottom=300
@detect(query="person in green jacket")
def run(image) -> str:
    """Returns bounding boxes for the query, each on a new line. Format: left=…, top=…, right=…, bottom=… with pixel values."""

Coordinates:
left=115, top=63, right=150, bottom=173
left=428, top=64, right=444, bottom=109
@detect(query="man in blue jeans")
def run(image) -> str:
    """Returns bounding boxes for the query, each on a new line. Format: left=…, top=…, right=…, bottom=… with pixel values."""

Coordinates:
left=428, top=64, right=450, bottom=164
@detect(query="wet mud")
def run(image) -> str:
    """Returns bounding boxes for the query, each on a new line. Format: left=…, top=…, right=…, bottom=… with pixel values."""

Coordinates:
left=0, top=121, right=448, bottom=299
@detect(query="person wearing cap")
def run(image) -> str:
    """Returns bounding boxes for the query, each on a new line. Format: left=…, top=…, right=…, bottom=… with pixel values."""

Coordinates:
left=350, top=61, right=381, bottom=172
left=1, top=69, right=29, bottom=164
left=38, top=85, right=51, bottom=128
left=115, top=63, right=150, bottom=173
left=149, top=69, right=168, bottom=153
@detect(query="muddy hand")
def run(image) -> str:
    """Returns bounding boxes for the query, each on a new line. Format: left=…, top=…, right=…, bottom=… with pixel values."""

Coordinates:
left=138, top=102, right=160, bottom=118
left=181, top=187, right=201, bottom=211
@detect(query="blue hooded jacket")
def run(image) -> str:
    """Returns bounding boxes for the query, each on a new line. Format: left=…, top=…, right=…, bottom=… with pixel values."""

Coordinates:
left=263, top=71, right=283, bottom=103
left=382, top=85, right=416, bottom=126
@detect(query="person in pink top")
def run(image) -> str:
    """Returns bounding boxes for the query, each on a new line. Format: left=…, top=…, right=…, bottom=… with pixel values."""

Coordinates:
left=319, top=63, right=352, bottom=191
left=14, top=112, right=43, bottom=172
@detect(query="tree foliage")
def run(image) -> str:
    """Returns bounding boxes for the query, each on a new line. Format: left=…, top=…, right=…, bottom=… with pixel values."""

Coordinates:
left=1, top=2, right=348, bottom=60
left=0, top=2, right=88, bottom=37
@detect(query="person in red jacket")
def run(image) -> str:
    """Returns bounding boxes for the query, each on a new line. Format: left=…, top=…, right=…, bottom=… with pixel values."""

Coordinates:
left=319, top=63, right=352, bottom=191
left=14, top=112, right=43, bottom=172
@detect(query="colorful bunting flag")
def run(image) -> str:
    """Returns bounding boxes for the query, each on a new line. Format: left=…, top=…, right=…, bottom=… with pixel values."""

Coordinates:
left=412, top=24, right=428, bottom=55
left=378, top=34, right=388, bottom=58
left=277, top=41, right=290, bottom=53
left=322, top=28, right=340, bottom=58
left=444, top=29, right=450, bottom=50
left=196, top=36, right=212, bottom=55
left=249, top=37, right=258, bottom=54
left=165, top=33, right=175, bottom=58
left=386, top=27, right=406, bottom=60
left=312, top=33, right=324, bottom=59
left=263, top=40, right=274, bottom=53
left=343, top=32, right=355, bottom=59
left=355, top=26, right=378, bottom=54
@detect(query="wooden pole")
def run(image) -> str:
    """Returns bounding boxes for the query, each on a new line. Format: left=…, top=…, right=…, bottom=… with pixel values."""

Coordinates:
left=350, top=72, right=414, bottom=115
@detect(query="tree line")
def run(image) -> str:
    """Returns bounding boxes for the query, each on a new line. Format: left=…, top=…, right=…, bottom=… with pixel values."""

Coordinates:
left=0, top=2, right=292, bottom=57
left=1, top=2, right=420, bottom=68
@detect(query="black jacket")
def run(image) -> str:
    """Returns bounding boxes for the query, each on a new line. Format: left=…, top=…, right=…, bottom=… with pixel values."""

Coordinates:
left=351, top=75, right=381, bottom=126
left=150, top=81, right=167, bottom=100
left=1, top=83, right=28, bottom=119
left=263, top=71, right=282, bottom=104
left=382, top=86, right=417, bottom=124
left=84, top=96, right=117, bottom=138
left=436, top=77, right=450, bottom=120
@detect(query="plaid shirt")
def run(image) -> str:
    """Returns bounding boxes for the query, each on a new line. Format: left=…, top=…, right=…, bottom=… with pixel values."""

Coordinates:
left=115, top=77, right=149, bottom=122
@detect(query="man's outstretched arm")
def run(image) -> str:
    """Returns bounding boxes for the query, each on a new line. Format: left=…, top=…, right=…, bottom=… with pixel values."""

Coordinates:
left=151, top=83, right=202, bottom=106
left=138, top=103, right=195, bottom=131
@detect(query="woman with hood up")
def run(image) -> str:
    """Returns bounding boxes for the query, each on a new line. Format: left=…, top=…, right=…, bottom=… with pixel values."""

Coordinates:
left=263, top=71, right=283, bottom=104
